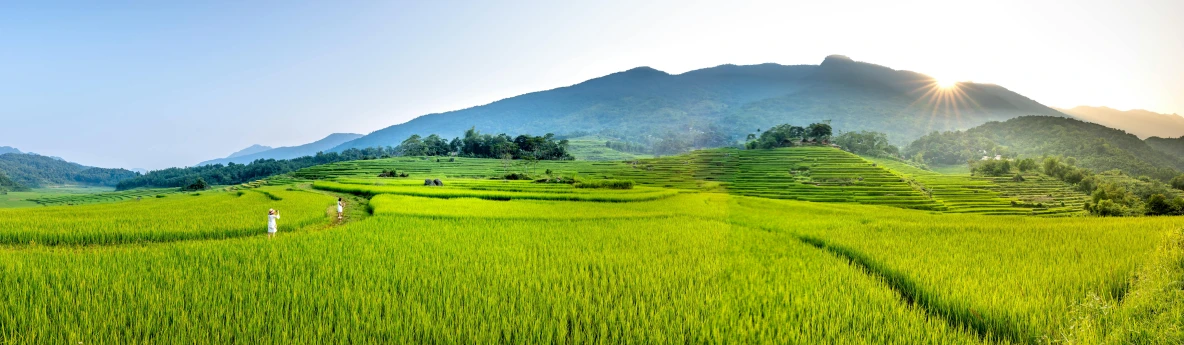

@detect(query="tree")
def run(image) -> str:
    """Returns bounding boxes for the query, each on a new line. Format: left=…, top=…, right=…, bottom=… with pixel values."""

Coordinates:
left=1145, top=194, right=1177, bottom=215
left=1016, top=158, right=1037, bottom=172
left=833, top=131, right=898, bottom=157
left=806, top=123, right=833, bottom=141
left=1172, top=174, right=1184, bottom=191
left=184, top=177, right=209, bottom=191
left=399, top=135, right=425, bottom=156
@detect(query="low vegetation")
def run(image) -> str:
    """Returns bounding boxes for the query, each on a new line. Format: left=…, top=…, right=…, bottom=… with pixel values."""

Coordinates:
left=0, top=187, right=333, bottom=245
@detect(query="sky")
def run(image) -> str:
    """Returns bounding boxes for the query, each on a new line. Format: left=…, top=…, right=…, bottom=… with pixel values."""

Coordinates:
left=1, top=0, right=1181, bottom=170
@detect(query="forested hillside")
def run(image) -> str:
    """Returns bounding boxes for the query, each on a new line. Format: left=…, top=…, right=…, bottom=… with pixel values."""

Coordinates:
left=1146, top=136, right=1184, bottom=160
left=0, top=153, right=139, bottom=188
left=0, top=171, right=24, bottom=192
left=118, top=147, right=397, bottom=190
left=333, top=55, right=1064, bottom=153
left=905, top=116, right=1184, bottom=180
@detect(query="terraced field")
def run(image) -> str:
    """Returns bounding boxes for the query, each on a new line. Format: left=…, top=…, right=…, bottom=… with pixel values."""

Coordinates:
left=26, top=188, right=182, bottom=206
left=296, top=147, right=943, bottom=210
left=868, top=158, right=1088, bottom=216
left=1, top=160, right=1179, bottom=343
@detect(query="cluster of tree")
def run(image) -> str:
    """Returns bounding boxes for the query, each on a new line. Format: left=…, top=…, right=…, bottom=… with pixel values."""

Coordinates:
left=968, top=157, right=1038, bottom=177
left=116, top=147, right=399, bottom=190
left=744, top=123, right=832, bottom=149
left=832, top=131, right=899, bottom=157
left=396, top=134, right=453, bottom=157
left=905, top=116, right=1184, bottom=181
left=0, top=153, right=138, bottom=188
left=1039, top=157, right=1184, bottom=216
left=395, top=128, right=574, bottom=160
left=904, top=131, right=1010, bottom=165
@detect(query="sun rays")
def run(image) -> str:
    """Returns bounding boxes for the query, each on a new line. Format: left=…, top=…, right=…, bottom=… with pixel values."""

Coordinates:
left=903, top=78, right=987, bottom=134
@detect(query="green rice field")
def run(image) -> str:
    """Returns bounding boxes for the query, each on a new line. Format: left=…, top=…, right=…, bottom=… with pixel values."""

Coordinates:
left=0, top=147, right=1179, bottom=343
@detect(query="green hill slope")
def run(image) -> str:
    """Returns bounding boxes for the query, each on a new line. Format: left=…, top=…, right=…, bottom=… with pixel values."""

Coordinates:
left=906, top=116, right=1184, bottom=181
left=0, top=171, right=25, bottom=192
left=1146, top=136, right=1184, bottom=160
left=0, top=153, right=139, bottom=188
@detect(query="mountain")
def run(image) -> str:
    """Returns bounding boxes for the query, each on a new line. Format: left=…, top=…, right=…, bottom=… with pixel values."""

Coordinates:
left=1146, top=136, right=1184, bottom=160
left=904, top=116, right=1184, bottom=181
left=0, top=153, right=139, bottom=188
left=226, top=144, right=274, bottom=159
left=332, top=55, right=1066, bottom=151
left=198, top=133, right=363, bottom=166
left=1056, top=106, right=1184, bottom=139
left=0, top=146, right=20, bottom=155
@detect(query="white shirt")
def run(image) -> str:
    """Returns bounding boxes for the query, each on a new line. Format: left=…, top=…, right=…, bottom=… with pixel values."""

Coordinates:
left=268, top=214, right=280, bottom=233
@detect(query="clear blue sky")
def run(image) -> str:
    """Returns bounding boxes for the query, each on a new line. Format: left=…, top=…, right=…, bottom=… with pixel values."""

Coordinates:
left=2, top=0, right=1181, bottom=169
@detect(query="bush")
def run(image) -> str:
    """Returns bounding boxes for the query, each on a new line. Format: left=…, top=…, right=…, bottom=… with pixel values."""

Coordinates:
left=574, top=180, right=634, bottom=189
left=496, top=173, right=531, bottom=180
left=183, top=177, right=209, bottom=191
left=534, top=176, right=576, bottom=184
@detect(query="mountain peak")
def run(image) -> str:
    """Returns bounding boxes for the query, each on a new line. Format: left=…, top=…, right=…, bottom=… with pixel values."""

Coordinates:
left=821, top=54, right=854, bottom=65
left=619, top=66, right=669, bottom=77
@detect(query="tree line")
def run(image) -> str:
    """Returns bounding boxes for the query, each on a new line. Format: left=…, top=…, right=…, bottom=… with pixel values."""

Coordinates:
left=744, top=123, right=834, bottom=149
left=396, top=127, right=573, bottom=160
left=116, top=147, right=398, bottom=190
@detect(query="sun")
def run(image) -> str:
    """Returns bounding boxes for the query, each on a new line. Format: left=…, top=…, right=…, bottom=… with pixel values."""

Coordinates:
left=935, top=78, right=958, bottom=89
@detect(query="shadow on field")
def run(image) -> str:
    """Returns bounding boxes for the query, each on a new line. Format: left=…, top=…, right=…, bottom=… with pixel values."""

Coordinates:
left=794, top=235, right=1030, bottom=344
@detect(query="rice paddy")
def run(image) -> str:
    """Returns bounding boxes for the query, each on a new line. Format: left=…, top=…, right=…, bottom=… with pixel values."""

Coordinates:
left=0, top=146, right=1179, bottom=343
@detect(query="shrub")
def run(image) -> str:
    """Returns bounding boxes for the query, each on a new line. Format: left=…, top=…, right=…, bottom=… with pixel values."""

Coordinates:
left=534, top=176, right=576, bottom=184
left=496, top=173, right=531, bottom=180
left=574, top=180, right=634, bottom=189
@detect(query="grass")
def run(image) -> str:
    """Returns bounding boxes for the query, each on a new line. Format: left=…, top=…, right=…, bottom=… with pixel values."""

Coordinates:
left=0, top=185, right=117, bottom=208
left=312, top=180, right=679, bottom=202
left=0, top=214, right=991, bottom=344
left=564, top=135, right=653, bottom=161
left=726, top=199, right=1172, bottom=342
left=0, top=187, right=335, bottom=246
left=0, top=147, right=1180, bottom=342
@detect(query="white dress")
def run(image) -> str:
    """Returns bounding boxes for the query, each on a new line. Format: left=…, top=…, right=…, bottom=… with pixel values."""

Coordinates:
left=268, top=214, right=280, bottom=233
left=337, top=202, right=343, bottom=214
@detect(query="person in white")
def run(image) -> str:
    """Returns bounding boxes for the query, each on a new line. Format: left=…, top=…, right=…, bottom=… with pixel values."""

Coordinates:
left=337, top=198, right=344, bottom=220
left=267, top=209, right=280, bottom=238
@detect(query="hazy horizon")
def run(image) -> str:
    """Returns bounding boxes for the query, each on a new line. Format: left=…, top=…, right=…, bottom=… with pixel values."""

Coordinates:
left=2, top=0, right=1182, bottom=170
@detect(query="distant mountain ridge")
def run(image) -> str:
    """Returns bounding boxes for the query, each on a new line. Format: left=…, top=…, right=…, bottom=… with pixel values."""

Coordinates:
left=1146, top=136, right=1184, bottom=161
left=226, top=144, right=273, bottom=159
left=198, top=133, right=362, bottom=166
left=332, top=55, right=1066, bottom=151
left=1057, top=106, right=1184, bottom=139
left=0, top=146, right=20, bottom=155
